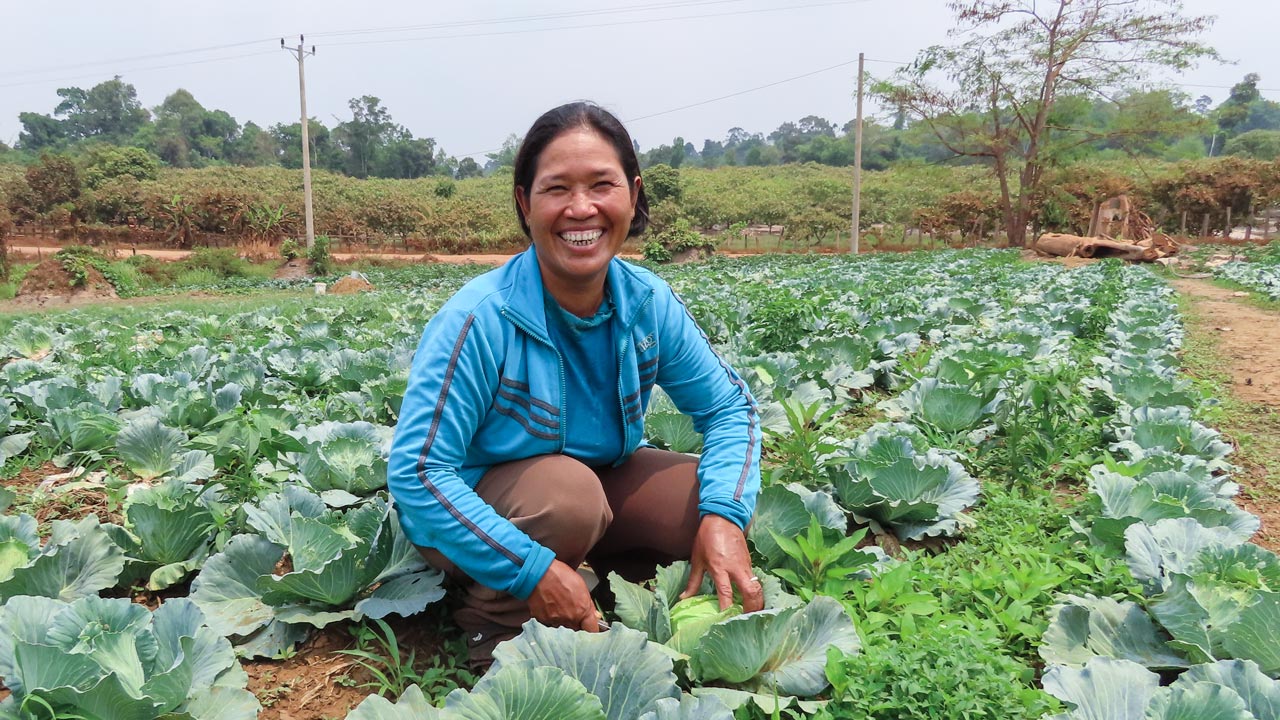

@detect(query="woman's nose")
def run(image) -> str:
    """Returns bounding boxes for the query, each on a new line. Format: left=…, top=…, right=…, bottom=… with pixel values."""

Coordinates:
left=564, top=191, right=597, bottom=218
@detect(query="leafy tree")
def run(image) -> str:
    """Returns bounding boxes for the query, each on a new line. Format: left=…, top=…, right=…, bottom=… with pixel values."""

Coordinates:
left=52, top=76, right=150, bottom=143
left=335, top=96, right=403, bottom=178
left=643, top=164, right=682, bottom=204
left=455, top=156, right=483, bottom=179
left=272, top=119, right=343, bottom=172
left=17, top=112, right=68, bottom=150
left=1224, top=129, right=1280, bottom=160
left=24, top=153, right=81, bottom=215
left=147, top=89, right=240, bottom=167
left=876, top=0, right=1217, bottom=246
left=1216, top=74, right=1261, bottom=137
left=380, top=137, right=438, bottom=179
left=228, top=121, right=280, bottom=166
left=485, top=133, right=522, bottom=173
left=80, top=145, right=160, bottom=188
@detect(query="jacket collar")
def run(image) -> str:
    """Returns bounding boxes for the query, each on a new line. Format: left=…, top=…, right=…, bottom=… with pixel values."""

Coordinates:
left=502, top=246, right=655, bottom=340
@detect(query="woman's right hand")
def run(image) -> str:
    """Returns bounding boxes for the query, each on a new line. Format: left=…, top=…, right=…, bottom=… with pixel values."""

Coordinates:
left=527, top=559, right=602, bottom=632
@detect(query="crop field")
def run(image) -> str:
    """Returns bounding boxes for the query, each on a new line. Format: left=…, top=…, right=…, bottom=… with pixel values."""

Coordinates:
left=1, top=250, right=1278, bottom=719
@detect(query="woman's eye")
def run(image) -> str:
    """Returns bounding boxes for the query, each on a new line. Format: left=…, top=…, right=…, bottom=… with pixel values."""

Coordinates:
left=593, top=181, right=615, bottom=189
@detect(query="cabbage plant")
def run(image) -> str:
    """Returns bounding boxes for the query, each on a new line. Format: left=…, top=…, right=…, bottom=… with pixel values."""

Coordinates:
left=1043, top=657, right=1280, bottom=720
left=829, top=424, right=979, bottom=540
left=1110, top=406, right=1233, bottom=472
left=1040, top=594, right=1188, bottom=671
left=0, top=514, right=124, bottom=603
left=283, top=420, right=393, bottom=503
left=1075, top=469, right=1259, bottom=554
left=608, top=562, right=859, bottom=699
left=103, top=478, right=219, bottom=591
left=0, top=595, right=259, bottom=719
left=0, top=398, right=32, bottom=466
left=190, top=486, right=445, bottom=657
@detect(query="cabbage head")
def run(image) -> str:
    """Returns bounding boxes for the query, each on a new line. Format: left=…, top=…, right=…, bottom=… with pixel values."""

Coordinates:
left=0, top=595, right=259, bottom=720
left=190, top=486, right=444, bottom=658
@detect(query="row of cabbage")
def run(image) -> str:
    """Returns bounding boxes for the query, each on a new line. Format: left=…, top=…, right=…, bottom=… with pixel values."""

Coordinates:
left=1211, top=242, right=1280, bottom=300
left=1037, top=268, right=1280, bottom=719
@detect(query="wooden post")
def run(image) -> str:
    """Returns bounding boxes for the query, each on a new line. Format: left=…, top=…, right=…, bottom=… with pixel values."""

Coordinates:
left=1087, top=201, right=1101, bottom=237
left=1225, top=206, right=1233, bottom=238
left=1201, top=213, right=1211, bottom=238
left=1180, top=210, right=1187, bottom=237
left=1245, top=202, right=1255, bottom=241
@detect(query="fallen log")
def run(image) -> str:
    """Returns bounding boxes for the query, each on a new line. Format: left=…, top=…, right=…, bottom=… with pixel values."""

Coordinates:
left=1034, top=233, right=1160, bottom=262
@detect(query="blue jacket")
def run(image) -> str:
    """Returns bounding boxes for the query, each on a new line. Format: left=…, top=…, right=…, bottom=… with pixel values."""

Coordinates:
left=387, top=247, right=761, bottom=600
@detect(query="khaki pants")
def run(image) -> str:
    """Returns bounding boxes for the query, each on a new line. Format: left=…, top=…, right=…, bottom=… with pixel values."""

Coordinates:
left=419, top=448, right=702, bottom=643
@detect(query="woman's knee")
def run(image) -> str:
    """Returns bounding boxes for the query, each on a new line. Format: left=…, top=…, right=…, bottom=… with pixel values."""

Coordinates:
left=477, top=455, right=612, bottom=560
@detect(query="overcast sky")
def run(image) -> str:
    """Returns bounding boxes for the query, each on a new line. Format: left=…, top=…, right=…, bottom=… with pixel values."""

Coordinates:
left=3, top=0, right=1277, bottom=158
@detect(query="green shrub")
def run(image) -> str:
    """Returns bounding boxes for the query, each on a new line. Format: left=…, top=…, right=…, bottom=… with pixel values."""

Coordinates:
left=308, top=235, right=333, bottom=275
left=174, top=267, right=222, bottom=287
left=641, top=238, right=672, bottom=263
left=181, top=247, right=251, bottom=278
left=279, top=238, right=302, bottom=262
left=640, top=217, right=719, bottom=263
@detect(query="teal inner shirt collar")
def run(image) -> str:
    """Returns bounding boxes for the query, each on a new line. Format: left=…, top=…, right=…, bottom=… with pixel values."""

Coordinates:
left=543, top=289, right=615, bottom=333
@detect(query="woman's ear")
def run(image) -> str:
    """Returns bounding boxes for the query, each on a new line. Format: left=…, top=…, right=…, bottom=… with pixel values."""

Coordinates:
left=631, top=176, right=643, bottom=209
left=515, top=186, right=531, bottom=217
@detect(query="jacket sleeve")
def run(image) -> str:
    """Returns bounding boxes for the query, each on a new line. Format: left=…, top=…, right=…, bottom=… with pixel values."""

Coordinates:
left=652, top=283, right=761, bottom=530
left=387, top=305, right=556, bottom=600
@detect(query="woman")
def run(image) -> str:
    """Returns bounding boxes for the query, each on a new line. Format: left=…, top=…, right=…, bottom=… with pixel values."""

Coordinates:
left=387, top=102, right=762, bottom=668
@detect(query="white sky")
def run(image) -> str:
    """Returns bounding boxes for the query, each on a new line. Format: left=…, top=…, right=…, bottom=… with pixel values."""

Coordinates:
left=2, top=0, right=1277, bottom=157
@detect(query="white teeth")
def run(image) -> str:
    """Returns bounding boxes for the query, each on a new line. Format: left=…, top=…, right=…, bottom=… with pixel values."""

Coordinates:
left=561, top=229, right=604, bottom=246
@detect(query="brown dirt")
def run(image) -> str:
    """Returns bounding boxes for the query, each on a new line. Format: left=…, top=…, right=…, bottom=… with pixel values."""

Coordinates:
left=12, top=257, right=118, bottom=307
left=1173, top=280, right=1280, bottom=406
left=1175, top=278, right=1280, bottom=553
left=274, top=259, right=312, bottom=280
left=241, top=613, right=466, bottom=720
left=0, top=461, right=122, bottom=528
left=329, top=275, right=375, bottom=294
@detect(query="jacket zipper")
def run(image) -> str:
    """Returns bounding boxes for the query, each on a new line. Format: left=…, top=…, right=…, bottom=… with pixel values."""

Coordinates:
left=501, top=309, right=568, bottom=452
left=615, top=292, right=655, bottom=461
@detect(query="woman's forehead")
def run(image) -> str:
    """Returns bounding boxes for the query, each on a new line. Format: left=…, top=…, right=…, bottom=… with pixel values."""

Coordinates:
left=535, top=129, right=624, bottom=178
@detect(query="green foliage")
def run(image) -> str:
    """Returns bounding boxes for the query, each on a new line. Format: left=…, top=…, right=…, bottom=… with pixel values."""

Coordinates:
left=309, top=234, right=334, bottom=275
left=337, top=618, right=475, bottom=701
left=51, top=245, right=138, bottom=295
left=279, top=237, right=302, bottom=261
left=182, top=247, right=253, bottom=278
left=80, top=144, right=160, bottom=188
left=644, top=163, right=683, bottom=205
left=769, top=517, right=874, bottom=601
left=821, top=625, right=1060, bottom=720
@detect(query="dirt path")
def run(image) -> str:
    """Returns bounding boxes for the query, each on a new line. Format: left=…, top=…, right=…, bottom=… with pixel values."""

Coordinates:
left=1174, top=278, right=1280, bottom=552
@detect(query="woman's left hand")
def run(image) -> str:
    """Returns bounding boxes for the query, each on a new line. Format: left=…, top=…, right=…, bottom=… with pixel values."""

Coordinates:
left=680, top=515, right=764, bottom=613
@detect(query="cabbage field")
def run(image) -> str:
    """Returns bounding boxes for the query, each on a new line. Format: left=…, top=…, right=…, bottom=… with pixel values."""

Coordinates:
left=1, top=250, right=1277, bottom=719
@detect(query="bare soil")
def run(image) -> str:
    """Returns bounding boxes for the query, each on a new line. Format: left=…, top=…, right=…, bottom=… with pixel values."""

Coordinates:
left=0, top=461, right=122, bottom=527
left=12, top=257, right=118, bottom=307
left=1175, top=278, right=1280, bottom=553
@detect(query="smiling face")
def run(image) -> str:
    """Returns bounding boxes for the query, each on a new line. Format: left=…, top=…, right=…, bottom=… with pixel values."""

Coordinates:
left=515, top=127, right=641, bottom=312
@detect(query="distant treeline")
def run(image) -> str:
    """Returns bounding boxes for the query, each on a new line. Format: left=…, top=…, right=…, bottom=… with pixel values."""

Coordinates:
left=2, top=74, right=1279, bottom=182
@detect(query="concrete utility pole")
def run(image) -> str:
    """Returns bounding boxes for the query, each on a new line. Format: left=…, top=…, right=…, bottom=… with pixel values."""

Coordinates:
left=850, top=52, right=865, bottom=254
left=282, top=36, right=316, bottom=250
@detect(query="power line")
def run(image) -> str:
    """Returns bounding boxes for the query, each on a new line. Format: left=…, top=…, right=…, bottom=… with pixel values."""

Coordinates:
left=307, top=0, right=752, bottom=39
left=324, top=0, right=868, bottom=48
left=453, top=57, right=863, bottom=159
left=0, top=50, right=280, bottom=91
left=0, top=38, right=281, bottom=81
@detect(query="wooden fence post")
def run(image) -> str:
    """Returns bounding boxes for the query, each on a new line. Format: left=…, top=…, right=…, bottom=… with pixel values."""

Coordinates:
left=1225, top=206, right=1233, bottom=238
left=1201, top=213, right=1211, bottom=238
left=1180, top=210, right=1187, bottom=237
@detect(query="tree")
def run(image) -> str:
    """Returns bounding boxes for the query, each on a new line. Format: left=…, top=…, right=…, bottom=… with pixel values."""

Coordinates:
left=147, top=89, right=242, bottom=167
left=455, top=156, right=483, bottom=179
left=53, top=76, right=150, bottom=143
left=1224, top=130, right=1280, bottom=161
left=335, top=96, right=402, bottom=178
left=17, top=113, right=67, bottom=150
left=876, top=0, right=1217, bottom=246
left=80, top=145, right=160, bottom=188
left=485, top=134, right=522, bottom=173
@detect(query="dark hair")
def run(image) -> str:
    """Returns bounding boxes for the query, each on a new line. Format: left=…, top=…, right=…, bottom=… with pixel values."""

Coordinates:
left=512, top=101, right=650, bottom=239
